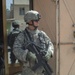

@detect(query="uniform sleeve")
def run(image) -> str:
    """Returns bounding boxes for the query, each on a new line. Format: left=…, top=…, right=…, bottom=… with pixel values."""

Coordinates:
left=42, top=31, right=54, bottom=57
left=13, top=32, right=28, bottom=62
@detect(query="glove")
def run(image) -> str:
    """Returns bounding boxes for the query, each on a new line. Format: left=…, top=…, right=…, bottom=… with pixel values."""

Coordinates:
left=44, top=51, right=52, bottom=61
left=26, top=52, right=37, bottom=61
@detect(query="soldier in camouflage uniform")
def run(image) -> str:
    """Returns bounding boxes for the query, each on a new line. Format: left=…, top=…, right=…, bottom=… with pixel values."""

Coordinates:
left=13, top=10, right=54, bottom=75
left=8, top=20, right=21, bottom=64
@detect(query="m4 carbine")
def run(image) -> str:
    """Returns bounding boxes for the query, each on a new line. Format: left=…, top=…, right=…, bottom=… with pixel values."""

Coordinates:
left=26, top=42, right=53, bottom=75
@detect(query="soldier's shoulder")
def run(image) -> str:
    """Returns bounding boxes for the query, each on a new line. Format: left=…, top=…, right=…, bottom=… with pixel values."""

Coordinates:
left=39, top=30, right=47, bottom=36
left=17, top=30, right=25, bottom=37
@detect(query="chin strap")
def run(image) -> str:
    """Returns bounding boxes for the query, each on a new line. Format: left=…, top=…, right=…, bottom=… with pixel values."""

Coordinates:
left=28, top=21, right=38, bottom=30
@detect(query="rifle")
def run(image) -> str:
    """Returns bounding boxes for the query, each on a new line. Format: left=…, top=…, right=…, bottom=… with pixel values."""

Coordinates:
left=25, top=29, right=53, bottom=75
left=26, top=42, right=53, bottom=75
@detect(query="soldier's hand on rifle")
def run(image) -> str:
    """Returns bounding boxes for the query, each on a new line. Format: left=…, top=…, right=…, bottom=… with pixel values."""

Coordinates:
left=43, top=51, right=52, bottom=61
left=26, top=51, right=37, bottom=61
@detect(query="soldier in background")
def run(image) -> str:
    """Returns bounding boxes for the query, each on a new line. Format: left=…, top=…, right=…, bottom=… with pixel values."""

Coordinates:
left=13, top=10, right=54, bottom=75
left=8, top=20, right=21, bottom=64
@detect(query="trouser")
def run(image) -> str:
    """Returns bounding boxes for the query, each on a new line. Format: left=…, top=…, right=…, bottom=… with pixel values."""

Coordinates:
left=21, top=66, right=44, bottom=75
left=10, top=51, right=16, bottom=64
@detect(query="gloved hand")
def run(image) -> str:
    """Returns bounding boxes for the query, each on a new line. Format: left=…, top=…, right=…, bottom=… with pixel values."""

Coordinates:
left=44, top=51, right=52, bottom=61
left=26, top=51, right=37, bottom=61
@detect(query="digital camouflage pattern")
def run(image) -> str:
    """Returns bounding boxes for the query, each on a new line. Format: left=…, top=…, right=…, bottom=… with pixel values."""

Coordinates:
left=24, top=10, right=41, bottom=23
left=13, top=27, right=54, bottom=75
left=8, top=28, right=21, bottom=64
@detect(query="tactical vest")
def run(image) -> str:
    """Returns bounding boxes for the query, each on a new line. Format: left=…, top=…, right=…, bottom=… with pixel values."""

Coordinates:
left=8, top=29, right=21, bottom=48
left=23, top=29, right=49, bottom=52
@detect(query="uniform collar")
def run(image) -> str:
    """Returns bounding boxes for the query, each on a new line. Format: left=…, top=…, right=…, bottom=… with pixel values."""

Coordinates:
left=26, top=27, right=39, bottom=34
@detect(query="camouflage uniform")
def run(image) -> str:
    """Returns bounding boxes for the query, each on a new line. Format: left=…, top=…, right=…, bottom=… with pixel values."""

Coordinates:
left=8, top=20, right=21, bottom=64
left=13, top=27, right=54, bottom=75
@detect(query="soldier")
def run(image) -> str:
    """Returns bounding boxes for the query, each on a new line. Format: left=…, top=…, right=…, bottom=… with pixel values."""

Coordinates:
left=8, top=20, right=21, bottom=64
left=13, top=10, right=54, bottom=75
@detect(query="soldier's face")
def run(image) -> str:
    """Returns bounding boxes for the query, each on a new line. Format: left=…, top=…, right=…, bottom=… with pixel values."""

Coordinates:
left=28, top=20, right=39, bottom=26
left=28, top=20, right=39, bottom=30
left=33, top=20, right=39, bottom=26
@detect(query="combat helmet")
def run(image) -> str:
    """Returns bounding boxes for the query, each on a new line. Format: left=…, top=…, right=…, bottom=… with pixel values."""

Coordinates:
left=12, top=20, right=20, bottom=28
left=24, top=10, right=41, bottom=24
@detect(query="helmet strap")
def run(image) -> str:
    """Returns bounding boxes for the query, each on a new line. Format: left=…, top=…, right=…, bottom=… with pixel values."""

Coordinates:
left=28, top=21, right=38, bottom=30
left=32, top=20, right=38, bottom=30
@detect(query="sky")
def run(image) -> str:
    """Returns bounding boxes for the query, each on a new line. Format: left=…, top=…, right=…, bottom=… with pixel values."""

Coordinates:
left=6, top=0, right=13, bottom=10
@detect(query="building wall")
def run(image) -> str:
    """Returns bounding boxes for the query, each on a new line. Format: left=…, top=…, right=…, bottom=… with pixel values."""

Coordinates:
left=14, top=0, right=29, bottom=5
left=59, top=0, right=75, bottom=75
left=33, top=0, right=75, bottom=75
left=14, top=5, right=29, bottom=21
